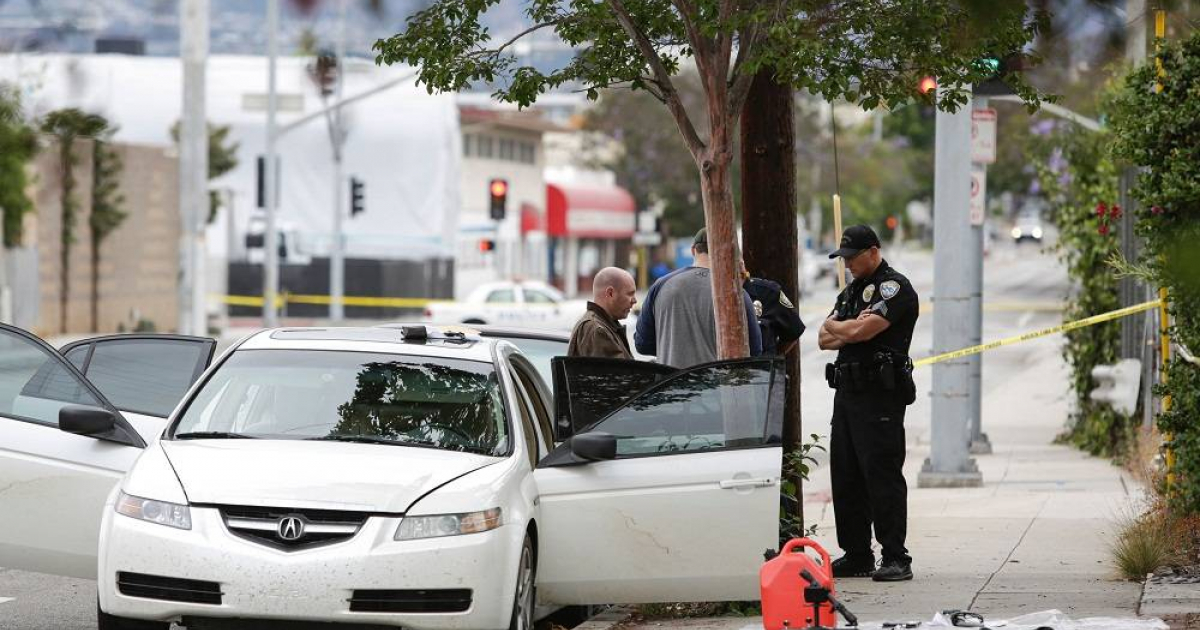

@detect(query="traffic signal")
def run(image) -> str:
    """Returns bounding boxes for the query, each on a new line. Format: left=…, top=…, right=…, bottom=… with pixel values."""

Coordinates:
left=886, top=215, right=899, bottom=231
left=478, top=238, right=496, bottom=253
left=489, top=178, right=508, bottom=221
left=974, top=53, right=1028, bottom=96
left=350, top=177, right=365, bottom=217
left=917, top=76, right=937, bottom=95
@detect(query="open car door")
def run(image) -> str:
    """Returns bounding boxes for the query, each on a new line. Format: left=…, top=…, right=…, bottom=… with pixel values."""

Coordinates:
left=535, top=357, right=784, bottom=604
left=0, top=327, right=213, bottom=579
left=60, top=333, right=215, bottom=441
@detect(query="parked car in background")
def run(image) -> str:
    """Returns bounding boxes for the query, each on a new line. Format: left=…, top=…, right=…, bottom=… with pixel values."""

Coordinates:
left=426, top=281, right=586, bottom=330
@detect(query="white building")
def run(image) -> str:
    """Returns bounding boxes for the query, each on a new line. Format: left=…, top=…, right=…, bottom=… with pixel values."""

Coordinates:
left=0, top=52, right=461, bottom=313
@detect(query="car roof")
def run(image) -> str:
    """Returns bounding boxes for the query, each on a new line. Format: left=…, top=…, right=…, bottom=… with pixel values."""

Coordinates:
left=236, top=327, right=499, bottom=363
left=379, top=322, right=570, bottom=343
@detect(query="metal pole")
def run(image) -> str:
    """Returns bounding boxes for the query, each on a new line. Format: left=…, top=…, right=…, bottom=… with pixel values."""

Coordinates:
left=180, top=0, right=209, bottom=336
left=919, top=85, right=982, bottom=488
left=968, top=96, right=991, bottom=455
left=263, top=0, right=280, bottom=327
left=330, top=0, right=348, bottom=322
left=0, top=247, right=11, bottom=324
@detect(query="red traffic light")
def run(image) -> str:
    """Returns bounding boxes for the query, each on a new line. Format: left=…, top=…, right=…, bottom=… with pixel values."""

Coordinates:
left=918, top=76, right=937, bottom=94
left=886, top=215, right=898, bottom=230
left=489, top=179, right=508, bottom=198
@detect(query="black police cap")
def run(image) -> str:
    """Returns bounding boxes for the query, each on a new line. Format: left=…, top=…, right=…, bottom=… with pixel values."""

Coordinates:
left=829, top=224, right=881, bottom=259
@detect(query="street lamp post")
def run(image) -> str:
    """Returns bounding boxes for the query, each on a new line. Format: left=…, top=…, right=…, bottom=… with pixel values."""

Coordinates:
left=329, top=0, right=348, bottom=322
left=180, top=0, right=209, bottom=336
left=263, top=0, right=280, bottom=328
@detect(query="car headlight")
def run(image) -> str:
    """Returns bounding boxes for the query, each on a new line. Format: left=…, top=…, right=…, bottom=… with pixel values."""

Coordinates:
left=116, top=491, right=192, bottom=530
left=395, top=508, right=502, bottom=540
left=1011, top=227, right=1023, bottom=239
left=1032, top=227, right=1043, bottom=238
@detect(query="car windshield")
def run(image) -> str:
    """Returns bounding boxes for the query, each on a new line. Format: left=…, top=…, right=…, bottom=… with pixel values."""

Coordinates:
left=171, top=350, right=509, bottom=456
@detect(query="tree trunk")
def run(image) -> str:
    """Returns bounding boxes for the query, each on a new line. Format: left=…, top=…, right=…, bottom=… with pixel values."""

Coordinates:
left=698, top=129, right=750, bottom=360
left=740, top=70, right=803, bottom=528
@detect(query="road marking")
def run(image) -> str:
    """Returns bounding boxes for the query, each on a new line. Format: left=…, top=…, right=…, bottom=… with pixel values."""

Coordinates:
left=0, top=597, right=15, bottom=605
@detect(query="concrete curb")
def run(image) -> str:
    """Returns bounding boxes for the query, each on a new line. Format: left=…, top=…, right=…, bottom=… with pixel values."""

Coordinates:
left=1141, top=581, right=1200, bottom=617
left=573, top=606, right=636, bottom=630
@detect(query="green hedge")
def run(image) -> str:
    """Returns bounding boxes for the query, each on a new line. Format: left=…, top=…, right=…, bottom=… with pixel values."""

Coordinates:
left=1109, top=32, right=1200, bottom=513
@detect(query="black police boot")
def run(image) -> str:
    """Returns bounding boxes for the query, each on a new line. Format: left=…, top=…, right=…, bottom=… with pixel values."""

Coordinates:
left=872, top=559, right=913, bottom=582
left=831, top=554, right=876, bottom=578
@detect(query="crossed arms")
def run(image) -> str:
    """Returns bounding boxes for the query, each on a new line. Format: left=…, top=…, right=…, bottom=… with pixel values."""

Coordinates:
left=818, top=310, right=891, bottom=351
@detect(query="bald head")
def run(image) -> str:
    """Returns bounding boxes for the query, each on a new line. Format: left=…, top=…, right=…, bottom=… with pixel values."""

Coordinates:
left=592, top=267, right=637, bottom=320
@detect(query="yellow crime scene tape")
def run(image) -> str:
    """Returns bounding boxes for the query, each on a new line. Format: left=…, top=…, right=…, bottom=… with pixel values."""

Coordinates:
left=216, top=294, right=449, bottom=309
left=914, top=299, right=1164, bottom=368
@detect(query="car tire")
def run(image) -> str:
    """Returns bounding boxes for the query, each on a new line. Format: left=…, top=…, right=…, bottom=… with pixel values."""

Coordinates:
left=97, top=603, right=169, bottom=630
left=508, top=535, right=536, bottom=630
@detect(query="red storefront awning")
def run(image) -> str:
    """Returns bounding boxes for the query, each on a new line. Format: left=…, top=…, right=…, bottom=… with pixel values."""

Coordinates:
left=546, top=183, right=636, bottom=239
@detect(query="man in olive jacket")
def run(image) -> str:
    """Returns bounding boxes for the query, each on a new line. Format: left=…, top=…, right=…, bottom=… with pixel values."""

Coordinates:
left=568, top=267, right=637, bottom=359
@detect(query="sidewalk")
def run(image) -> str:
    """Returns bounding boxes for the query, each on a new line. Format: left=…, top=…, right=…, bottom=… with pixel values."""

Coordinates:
left=618, top=332, right=1157, bottom=629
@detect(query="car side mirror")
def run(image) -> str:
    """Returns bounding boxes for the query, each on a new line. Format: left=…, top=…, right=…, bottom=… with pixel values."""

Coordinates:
left=59, top=406, right=118, bottom=437
left=570, top=432, right=617, bottom=462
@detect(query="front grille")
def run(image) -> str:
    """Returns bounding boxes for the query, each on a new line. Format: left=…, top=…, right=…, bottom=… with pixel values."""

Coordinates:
left=349, top=589, right=473, bottom=613
left=117, top=571, right=222, bottom=605
left=215, top=505, right=370, bottom=551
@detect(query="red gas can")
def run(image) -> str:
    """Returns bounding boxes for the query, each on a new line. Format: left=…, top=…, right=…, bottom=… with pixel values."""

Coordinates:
left=760, top=538, right=837, bottom=630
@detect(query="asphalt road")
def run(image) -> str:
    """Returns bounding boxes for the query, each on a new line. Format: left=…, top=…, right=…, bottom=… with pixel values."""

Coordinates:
left=0, top=239, right=1067, bottom=630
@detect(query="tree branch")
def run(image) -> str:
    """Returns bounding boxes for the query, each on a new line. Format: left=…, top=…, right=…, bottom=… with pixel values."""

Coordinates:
left=727, top=0, right=785, bottom=116
left=607, top=0, right=706, bottom=157
left=467, top=19, right=563, bottom=61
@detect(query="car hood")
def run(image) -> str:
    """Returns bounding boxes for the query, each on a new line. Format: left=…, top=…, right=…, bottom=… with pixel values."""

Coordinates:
left=160, top=440, right=500, bottom=513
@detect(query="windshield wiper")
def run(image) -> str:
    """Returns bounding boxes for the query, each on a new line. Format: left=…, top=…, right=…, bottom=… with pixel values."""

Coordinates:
left=305, top=435, right=486, bottom=454
left=174, top=431, right=257, bottom=440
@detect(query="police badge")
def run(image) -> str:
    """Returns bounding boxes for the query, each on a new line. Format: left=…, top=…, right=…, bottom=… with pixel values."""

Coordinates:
left=880, top=280, right=900, bottom=300
left=862, top=284, right=875, bottom=302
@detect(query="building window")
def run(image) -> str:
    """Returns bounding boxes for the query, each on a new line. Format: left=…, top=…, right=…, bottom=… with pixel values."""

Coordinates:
left=499, top=138, right=515, bottom=161
left=478, top=135, right=495, bottom=158
left=462, top=133, right=473, bottom=157
left=519, top=142, right=536, bottom=164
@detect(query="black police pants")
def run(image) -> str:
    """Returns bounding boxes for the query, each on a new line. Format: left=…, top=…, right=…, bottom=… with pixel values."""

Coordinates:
left=829, top=388, right=910, bottom=564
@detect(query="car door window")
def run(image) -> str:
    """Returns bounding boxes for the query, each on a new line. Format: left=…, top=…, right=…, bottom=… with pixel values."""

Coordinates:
left=486, top=289, right=515, bottom=303
left=0, top=328, right=108, bottom=427
left=70, top=339, right=211, bottom=418
left=551, top=357, right=677, bottom=441
left=509, top=374, right=541, bottom=468
left=547, top=359, right=782, bottom=463
left=512, top=359, right=554, bottom=454
left=524, top=289, right=558, bottom=305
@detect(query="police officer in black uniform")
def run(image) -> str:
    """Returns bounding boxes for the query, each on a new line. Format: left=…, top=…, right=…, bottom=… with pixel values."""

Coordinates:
left=818, top=225, right=919, bottom=582
left=743, top=276, right=806, bottom=356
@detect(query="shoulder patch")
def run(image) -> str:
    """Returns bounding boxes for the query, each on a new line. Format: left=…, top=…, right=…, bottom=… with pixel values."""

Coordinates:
left=880, top=280, right=901, bottom=300
left=862, top=284, right=875, bottom=303
left=779, top=292, right=794, bottom=310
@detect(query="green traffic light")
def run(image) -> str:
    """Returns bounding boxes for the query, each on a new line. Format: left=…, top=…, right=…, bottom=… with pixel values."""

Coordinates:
left=977, top=57, right=1001, bottom=74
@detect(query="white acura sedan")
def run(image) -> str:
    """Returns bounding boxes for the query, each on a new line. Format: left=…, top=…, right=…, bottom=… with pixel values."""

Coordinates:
left=0, top=324, right=784, bottom=630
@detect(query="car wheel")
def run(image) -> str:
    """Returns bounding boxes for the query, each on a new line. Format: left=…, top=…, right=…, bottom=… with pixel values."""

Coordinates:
left=508, top=536, right=536, bottom=630
left=463, top=318, right=487, bottom=325
left=97, top=603, right=169, bottom=630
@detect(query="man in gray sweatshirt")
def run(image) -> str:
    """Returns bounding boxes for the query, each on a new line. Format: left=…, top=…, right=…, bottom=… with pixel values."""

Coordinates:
left=634, top=228, right=762, bottom=367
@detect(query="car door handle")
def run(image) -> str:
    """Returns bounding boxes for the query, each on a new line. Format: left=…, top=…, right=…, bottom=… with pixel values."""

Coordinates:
left=719, top=478, right=774, bottom=490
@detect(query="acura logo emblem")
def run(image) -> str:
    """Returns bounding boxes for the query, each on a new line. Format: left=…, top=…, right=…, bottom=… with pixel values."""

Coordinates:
left=277, top=516, right=306, bottom=542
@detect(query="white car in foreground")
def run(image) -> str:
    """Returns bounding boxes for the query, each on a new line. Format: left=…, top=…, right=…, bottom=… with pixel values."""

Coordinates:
left=0, top=324, right=784, bottom=630
left=425, top=281, right=587, bottom=330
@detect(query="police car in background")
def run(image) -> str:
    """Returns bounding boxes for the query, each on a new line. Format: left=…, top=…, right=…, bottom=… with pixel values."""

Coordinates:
left=0, top=323, right=784, bottom=630
left=425, top=281, right=587, bottom=330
